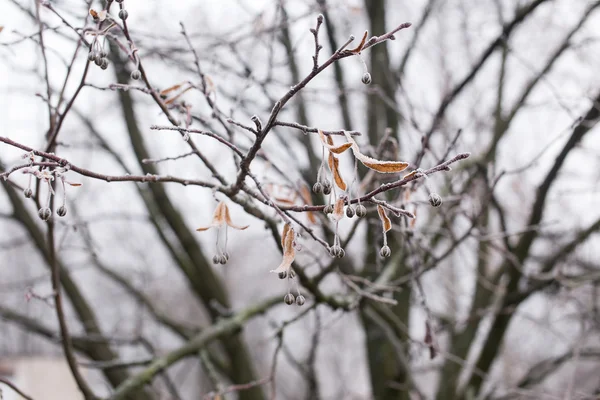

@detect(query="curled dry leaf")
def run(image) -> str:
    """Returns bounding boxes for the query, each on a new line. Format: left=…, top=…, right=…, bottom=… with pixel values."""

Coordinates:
left=377, top=205, right=392, bottom=232
left=89, top=9, right=107, bottom=21
left=343, top=131, right=408, bottom=173
left=348, top=30, right=368, bottom=54
left=331, top=197, right=345, bottom=221
left=196, top=201, right=249, bottom=231
left=160, top=83, right=184, bottom=96
left=328, top=153, right=347, bottom=191
left=318, top=130, right=353, bottom=154
left=271, top=223, right=295, bottom=274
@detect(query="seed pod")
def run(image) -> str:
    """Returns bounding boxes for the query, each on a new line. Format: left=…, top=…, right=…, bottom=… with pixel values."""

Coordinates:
left=131, top=70, right=141, bottom=80
left=296, top=295, right=306, bottom=306
left=355, top=204, right=367, bottom=218
left=223, top=252, right=230, bottom=261
left=312, top=182, right=323, bottom=194
left=336, top=248, right=345, bottom=258
left=100, top=58, right=109, bottom=70
left=23, top=188, right=33, bottom=198
left=329, top=245, right=340, bottom=257
left=380, top=245, right=391, bottom=258
left=289, top=269, right=296, bottom=279
left=94, top=55, right=103, bottom=66
left=99, top=49, right=108, bottom=58
left=57, top=206, right=67, bottom=217
left=345, top=205, right=355, bottom=218
left=38, top=207, right=51, bottom=221
left=323, top=204, right=334, bottom=214
left=212, top=255, right=220, bottom=264
left=322, top=181, right=332, bottom=195
left=219, top=255, right=228, bottom=264
left=284, top=293, right=295, bottom=305
left=116, top=0, right=124, bottom=2
left=361, top=72, right=372, bottom=85
left=278, top=271, right=287, bottom=280
left=87, top=52, right=96, bottom=62
left=118, top=9, right=129, bottom=20
left=429, top=193, right=442, bottom=208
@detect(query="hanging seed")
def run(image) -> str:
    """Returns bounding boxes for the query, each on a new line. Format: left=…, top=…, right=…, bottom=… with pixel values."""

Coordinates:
left=323, top=204, right=334, bottom=214
left=429, top=193, right=442, bottom=207
left=346, top=205, right=355, bottom=218
left=23, top=188, right=33, bottom=198
left=361, top=72, right=372, bottom=85
left=355, top=204, right=367, bottom=218
left=56, top=206, right=67, bottom=217
left=380, top=245, right=391, bottom=258
left=100, top=58, right=109, bottom=70
left=118, top=9, right=129, bottom=20
left=296, top=295, right=306, bottom=306
left=38, top=207, right=51, bottom=221
left=322, top=181, right=332, bottom=195
left=131, top=70, right=141, bottom=80
left=218, top=255, right=228, bottom=265
left=278, top=271, right=287, bottom=280
left=284, top=293, right=295, bottom=305
left=212, top=255, right=220, bottom=264
left=94, top=55, right=103, bottom=66
left=312, top=182, right=323, bottom=194
left=87, top=51, right=96, bottom=62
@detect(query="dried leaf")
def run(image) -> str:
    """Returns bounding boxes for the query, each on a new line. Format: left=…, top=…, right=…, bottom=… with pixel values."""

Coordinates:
left=348, top=30, right=368, bottom=54
left=410, top=208, right=417, bottom=228
left=377, top=205, right=392, bottom=232
left=328, top=153, right=347, bottom=191
left=89, top=9, right=107, bottom=21
left=164, top=87, right=192, bottom=105
left=160, top=83, right=183, bottom=96
left=0, top=26, right=4, bottom=34
left=197, top=201, right=248, bottom=231
left=271, top=224, right=295, bottom=273
left=318, top=130, right=352, bottom=154
left=402, top=170, right=419, bottom=180
left=224, top=202, right=249, bottom=230
left=355, top=152, right=409, bottom=173
left=332, top=197, right=345, bottom=221
left=66, top=182, right=82, bottom=187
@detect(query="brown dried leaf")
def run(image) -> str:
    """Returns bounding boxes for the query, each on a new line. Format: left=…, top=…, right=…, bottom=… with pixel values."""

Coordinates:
left=377, top=205, right=392, bottom=232
left=318, top=130, right=352, bottom=154
left=160, top=83, right=183, bottom=96
left=272, top=224, right=295, bottom=273
left=224, top=202, right=249, bottom=230
left=332, top=197, right=344, bottom=221
left=328, top=153, right=347, bottom=191
left=164, top=87, right=192, bottom=105
left=402, top=170, right=419, bottom=180
left=356, top=152, right=409, bottom=173
left=348, top=31, right=368, bottom=54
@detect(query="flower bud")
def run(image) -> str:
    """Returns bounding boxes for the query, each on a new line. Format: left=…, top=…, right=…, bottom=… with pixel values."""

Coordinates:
left=345, top=205, right=355, bottom=218
left=118, top=9, right=128, bottom=20
left=278, top=271, right=287, bottom=280
left=429, top=193, right=442, bottom=207
left=355, top=204, right=367, bottom=218
left=23, top=188, right=33, bottom=198
left=361, top=72, right=372, bottom=85
left=296, top=295, right=306, bottom=306
left=38, top=207, right=51, bottom=221
left=312, top=182, right=323, bottom=194
left=57, top=206, right=67, bottom=217
left=380, top=245, right=391, bottom=258
left=284, top=293, right=295, bottom=305
left=131, top=70, right=141, bottom=80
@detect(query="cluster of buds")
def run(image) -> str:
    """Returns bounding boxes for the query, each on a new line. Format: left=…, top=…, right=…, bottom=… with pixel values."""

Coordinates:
left=22, top=158, right=81, bottom=221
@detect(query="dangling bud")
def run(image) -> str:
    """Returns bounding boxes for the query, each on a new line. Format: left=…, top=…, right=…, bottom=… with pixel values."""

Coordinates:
left=296, top=295, right=306, bottom=306
left=38, top=207, right=51, bottom=221
left=329, top=245, right=345, bottom=258
left=284, top=293, right=295, bottom=305
left=429, top=193, right=442, bottom=207
left=380, top=245, right=391, bottom=258
left=312, top=182, right=323, bottom=194
left=361, top=72, right=372, bottom=85
left=278, top=271, right=287, bottom=280
left=322, top=180, right=332, bottom=195
left=345, top=205, right=355, bottom=218
left=118, top=9, right=129, bottom=20
left=218, top=255, right=228, bottom=265
left=100, top=58, right=109, bottom=70
left=23, top=188, right=33, bottom=198
left=212, top=255, right=220, bottom=264
left=223, top=252, right=230, bottom=261
left=355, top=204, right=367, bottom=218
left=131, top=70, right=141, bottom=80
left=323, top=204, right=334, bottom=214
left=57, top=206, right=67, bottom=217
left=87, top=52, right=96, bottom=62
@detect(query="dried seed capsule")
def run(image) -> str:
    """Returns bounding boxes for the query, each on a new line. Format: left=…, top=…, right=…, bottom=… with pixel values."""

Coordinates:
left=429, top=193, right=442, bottom=208
left=336, top=248, right=345, bottom=258
left=100, top=58, right=109, bottom=70
left=131, top=70, right=141, bottom=80
left=296, top=295, right=306, bottom=306
left=87, top=51, right=96, bottom=62
left=329, top=245, right=340, bottom=257
left=212, top=255, right=220, bottom=264
left=346, top=205, right=355, bottom=218
left=223, top=252, right=230, bottom=261
left=38, top=207, right=51, bottom=221
left=380, top=245, right=391, bottom=258
left=284, top=293, right=295, bottom=305
left=323, top=204, right=334, bottom=214
left=361, top=72, right=372, bottom=85
left=94, top=55, right=103, bottom=66
left=322, top=181, right=332, bottom=195
left=116, top=0, right=124, bottom=2
left=56, top=206, right=67, bottom=217
left=278, top=271, right=287, bottom=280
left=118, top=9, right=128, bottom=20
left=23, top=188, right=33, bottom=198
left=312, top=182, right=323, bottom=194
left=99, top=49, right=108, bottom=58
left=355, top=204, right=367, bottom=218
left=289, top=269, right=296, bottom=279
left=219, top=255, right=228, bottom=265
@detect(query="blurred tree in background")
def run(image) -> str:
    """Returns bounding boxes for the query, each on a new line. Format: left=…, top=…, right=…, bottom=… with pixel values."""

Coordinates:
left=1, top=0, right=600, bottom=399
